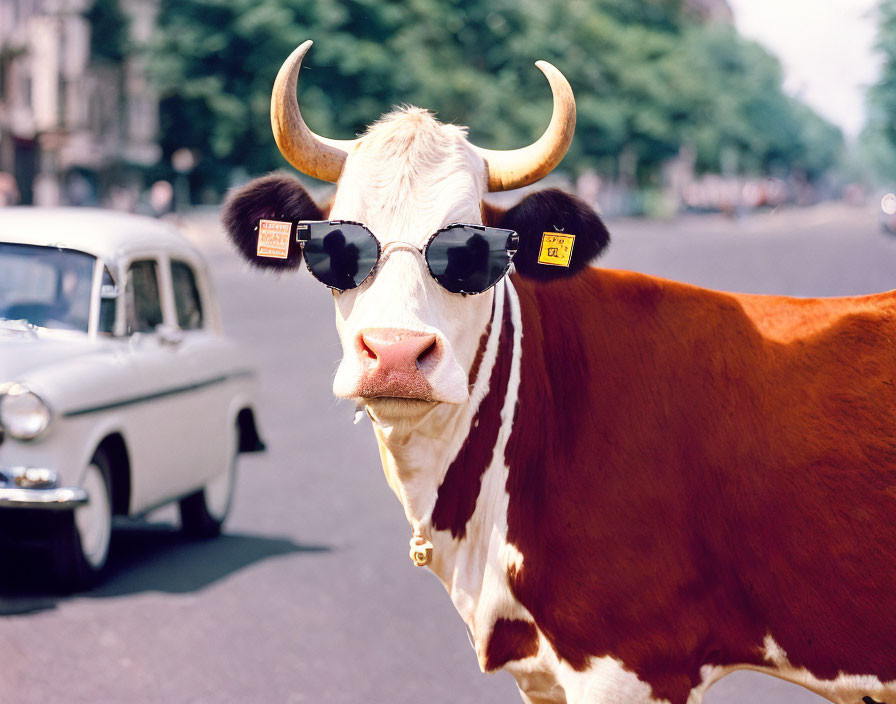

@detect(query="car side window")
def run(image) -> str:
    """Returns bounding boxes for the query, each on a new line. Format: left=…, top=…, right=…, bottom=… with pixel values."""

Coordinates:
left=98, top=266, right=116, bottom=335
left=125, top=260, right=163, bottom=334
left=170, top=260, right=204, bottom=330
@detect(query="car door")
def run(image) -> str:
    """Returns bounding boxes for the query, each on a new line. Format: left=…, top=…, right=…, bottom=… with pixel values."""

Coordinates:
left=165, top=257, right=237, bottom=487
left=118, top=255, right=210, bottom=510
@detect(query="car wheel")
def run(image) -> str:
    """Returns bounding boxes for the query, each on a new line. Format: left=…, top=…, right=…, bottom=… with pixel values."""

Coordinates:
left=179, top=422, right=238, bottom=539
left=50, top=448, right=113, bottom=590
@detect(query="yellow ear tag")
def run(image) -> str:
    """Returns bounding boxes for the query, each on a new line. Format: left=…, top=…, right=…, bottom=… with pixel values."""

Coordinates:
left=537, top=232, right=576, bottom=267
left=256, top=219, right=292, bottom=259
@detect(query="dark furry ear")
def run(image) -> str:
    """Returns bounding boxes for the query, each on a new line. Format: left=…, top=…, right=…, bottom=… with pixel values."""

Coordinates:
left=221, top=173, right=323, bottom=270
left=494, top=188, right=610, bottom=281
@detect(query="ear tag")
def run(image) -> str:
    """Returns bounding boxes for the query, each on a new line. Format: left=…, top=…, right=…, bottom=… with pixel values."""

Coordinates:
left=256, top=219, right=292, bottom=259
left=409, top=532, right=433, bottom=567
left=537, top=231, right=576, bottom=267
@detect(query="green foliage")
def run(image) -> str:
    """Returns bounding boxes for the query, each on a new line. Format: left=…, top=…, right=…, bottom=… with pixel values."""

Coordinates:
left=864, top=0, right=896, bottom=184
left=85, top=0, right=129, bottom=64
left=145, top=0, right=843, bottom=195
left=679, top=24, right=843, bottom=179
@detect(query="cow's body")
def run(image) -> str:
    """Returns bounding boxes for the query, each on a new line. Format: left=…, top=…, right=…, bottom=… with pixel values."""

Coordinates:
left=424, top=268, right=896, bottom=703
left=368, top=267, right=896, bottom=704
left=223, top=41, right=896, bottom=704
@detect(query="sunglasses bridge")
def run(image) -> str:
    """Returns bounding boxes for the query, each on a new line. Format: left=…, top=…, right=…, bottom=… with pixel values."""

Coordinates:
left=379, top=241, right=426, bottom=258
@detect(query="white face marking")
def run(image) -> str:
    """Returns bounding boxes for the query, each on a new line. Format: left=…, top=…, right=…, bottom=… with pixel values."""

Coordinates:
left=326, top=108, right=494, bottom=419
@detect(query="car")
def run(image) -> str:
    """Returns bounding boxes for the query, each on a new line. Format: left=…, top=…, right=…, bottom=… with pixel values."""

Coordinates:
left=0, top=207, right=264, bottom=589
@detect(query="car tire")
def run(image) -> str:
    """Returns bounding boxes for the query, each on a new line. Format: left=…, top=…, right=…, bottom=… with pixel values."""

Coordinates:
left=50, top=448, right=113, bottom=591
left=179, top=422, right=238, bottom=539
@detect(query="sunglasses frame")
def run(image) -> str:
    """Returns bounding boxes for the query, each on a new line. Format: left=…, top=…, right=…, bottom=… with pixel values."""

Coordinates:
left=295, top=220, right=519, bottom=295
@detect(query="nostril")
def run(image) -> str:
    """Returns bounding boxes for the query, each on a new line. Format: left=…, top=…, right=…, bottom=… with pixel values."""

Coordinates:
left=359, top=335, right=377, bottom=361
left=358, top=329, right=439, bottom=373
left=417, top=340, right=437, bottom=366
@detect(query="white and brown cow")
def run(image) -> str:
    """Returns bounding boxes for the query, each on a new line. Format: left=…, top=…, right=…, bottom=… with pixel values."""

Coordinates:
left=223, top=41, right=896, bottom=704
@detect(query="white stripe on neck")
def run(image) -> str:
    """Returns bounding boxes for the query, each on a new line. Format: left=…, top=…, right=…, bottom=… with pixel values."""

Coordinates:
left=468, top=282, right=506, bottom=411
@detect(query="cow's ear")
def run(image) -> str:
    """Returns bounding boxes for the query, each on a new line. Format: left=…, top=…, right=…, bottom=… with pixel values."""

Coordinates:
left=221, top=173, right=323, bottom=270
left=490, top=188, right=610, bottom=281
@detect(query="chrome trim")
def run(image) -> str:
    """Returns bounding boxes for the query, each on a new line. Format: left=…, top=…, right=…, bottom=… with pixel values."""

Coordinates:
left=62, top=369, right=255, bottom=418
left=13, top=467, right=58, bottom=488
left=0, top=486, right=88, bottom=509
left=0, top=382, right=7, bottom=447
left=0, top=466, right=86, bottom=509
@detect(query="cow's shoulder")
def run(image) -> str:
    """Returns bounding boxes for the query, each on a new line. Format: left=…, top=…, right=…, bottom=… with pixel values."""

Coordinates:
left=731, top=288, right=896, bottom=343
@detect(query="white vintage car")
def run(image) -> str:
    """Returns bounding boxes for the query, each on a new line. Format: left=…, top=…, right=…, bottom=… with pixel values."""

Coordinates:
left=0, top=207, right=264, bottom=589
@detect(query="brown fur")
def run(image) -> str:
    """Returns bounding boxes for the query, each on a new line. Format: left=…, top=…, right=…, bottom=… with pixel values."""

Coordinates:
left=432, top=298, right=514, bottom=538
left=502, top=268, right=896, bottom=702
left=484, top=618, right=540, bottom=672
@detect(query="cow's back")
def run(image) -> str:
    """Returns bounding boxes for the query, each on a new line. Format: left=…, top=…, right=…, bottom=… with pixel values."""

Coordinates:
left=503, top=268, right=896, bottom=702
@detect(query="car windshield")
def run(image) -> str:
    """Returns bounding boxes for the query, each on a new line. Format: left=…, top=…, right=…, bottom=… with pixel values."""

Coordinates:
left=0, top=243, right=96, bottom=332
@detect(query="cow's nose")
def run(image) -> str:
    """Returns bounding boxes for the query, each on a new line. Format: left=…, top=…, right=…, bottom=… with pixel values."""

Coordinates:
left=359, top=329, right=439, bottom=370
left=356, top=328, right=441, bottom=400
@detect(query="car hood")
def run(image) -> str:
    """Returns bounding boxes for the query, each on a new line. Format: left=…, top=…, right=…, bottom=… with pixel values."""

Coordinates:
left=0, top=330, right=99, bottom=383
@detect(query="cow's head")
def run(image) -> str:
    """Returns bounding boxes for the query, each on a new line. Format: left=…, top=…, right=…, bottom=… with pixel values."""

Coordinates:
left=223, top=41, right=609, bottom=426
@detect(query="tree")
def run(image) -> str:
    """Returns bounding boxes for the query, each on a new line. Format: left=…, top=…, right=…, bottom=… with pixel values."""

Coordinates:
left=679, top=24, right=843, bottom=179
left=85, top=0, right=129, bottom=64
left=864, top=0, right=896, bottom=183
left=146, top=0, right=842, bottom=196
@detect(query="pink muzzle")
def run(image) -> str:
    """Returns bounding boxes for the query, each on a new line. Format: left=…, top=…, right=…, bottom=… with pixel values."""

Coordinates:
left=355, top=328, right=441, bottom=400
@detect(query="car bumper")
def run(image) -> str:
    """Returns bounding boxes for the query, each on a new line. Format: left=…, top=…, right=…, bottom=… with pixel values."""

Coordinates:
left=0, top=467, right=88, bottom=510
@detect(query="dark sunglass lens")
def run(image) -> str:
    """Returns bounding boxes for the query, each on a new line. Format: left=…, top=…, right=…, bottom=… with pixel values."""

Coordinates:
left=303, top=223, right=379, bottom=290
left=426, top=226, right=513, bottom=294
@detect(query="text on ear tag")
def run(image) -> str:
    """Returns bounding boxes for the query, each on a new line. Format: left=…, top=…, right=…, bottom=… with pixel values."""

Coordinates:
left=257, top=219, right=292, bottom=259
left=537, top=232, right=576, bottom=267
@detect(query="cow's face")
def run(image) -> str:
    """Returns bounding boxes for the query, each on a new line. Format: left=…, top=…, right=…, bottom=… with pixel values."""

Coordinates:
left=222, top=42, right=609, bottom=424
left=327, top=111, right=493, bottom=421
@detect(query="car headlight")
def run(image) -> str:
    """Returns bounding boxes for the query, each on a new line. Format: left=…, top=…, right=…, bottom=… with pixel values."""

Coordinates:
left=0, top=384, right=52, bottom=440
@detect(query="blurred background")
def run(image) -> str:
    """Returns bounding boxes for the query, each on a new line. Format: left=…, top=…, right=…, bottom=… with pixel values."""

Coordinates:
left=0, top=0, right=894, bottom=219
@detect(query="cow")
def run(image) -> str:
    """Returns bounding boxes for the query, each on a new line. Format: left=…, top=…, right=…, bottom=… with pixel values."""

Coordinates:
left=222, top=41, right=896, bottom=704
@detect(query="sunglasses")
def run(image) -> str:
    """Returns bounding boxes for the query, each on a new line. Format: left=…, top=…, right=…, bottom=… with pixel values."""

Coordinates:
left=294, top=220, right=519, bottom=294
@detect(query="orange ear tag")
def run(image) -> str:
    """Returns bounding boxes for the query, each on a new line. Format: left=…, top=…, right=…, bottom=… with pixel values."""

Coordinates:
left=256, top=219, right=292, bottom=259
left=537, top=232, right=575, bottom=267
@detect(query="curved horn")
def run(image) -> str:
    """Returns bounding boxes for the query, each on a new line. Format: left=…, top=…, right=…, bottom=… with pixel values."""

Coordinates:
left=473, top=61, right=576, bottom=192
left=271, top=40, right=358, bottom=182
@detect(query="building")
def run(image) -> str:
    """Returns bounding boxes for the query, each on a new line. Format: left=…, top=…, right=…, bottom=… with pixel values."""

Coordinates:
left=0, top=0, right=159, bottom=206
left=685, top=0, right=734, bottom=24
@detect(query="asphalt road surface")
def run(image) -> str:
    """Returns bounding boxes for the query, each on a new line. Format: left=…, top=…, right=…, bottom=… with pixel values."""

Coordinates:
left=1, top=201, right=893, bottom=704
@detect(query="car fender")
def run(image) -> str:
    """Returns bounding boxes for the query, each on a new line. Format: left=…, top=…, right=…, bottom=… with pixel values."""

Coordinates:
left=69, top=415, right=130, bottom=490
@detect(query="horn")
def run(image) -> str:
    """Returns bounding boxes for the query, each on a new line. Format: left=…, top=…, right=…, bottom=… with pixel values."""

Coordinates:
left=271, top=40, right=358, bottom=183
left=473, top=61, right=576, bottom=192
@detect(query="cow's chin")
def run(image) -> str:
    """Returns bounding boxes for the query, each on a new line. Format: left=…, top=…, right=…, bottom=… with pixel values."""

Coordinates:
left=362, top=396, right=441, bottom=424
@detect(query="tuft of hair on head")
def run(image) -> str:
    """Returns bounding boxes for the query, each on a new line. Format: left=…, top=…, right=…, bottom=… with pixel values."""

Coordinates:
left=362, top=106, right=444, bottom=134
left=491, top=188, right=610, bottom=281
left=356, top=105, right=469, bottom=165
left=221, top=173, right=323, bottom=270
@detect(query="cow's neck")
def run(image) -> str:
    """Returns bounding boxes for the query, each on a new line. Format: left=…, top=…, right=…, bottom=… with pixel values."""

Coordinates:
left=369, top=279, right=525, bottom=652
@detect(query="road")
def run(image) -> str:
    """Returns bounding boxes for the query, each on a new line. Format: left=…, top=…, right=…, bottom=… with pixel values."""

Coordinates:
left=1, top=201, right=893, bottom=704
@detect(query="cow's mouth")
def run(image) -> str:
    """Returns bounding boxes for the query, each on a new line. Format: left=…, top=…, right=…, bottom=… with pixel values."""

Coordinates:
left=363, top=396, right=439, bottom=422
